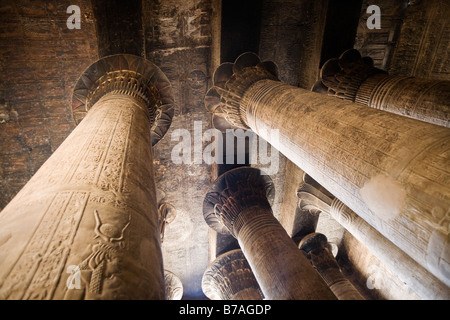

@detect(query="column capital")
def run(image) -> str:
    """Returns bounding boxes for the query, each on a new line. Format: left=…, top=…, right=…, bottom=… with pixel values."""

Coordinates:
left=158, top=202, right=177, bottom=243
left=71, top=54, right=175, bottom=146
left=299, top=232, right=340, bottom=269
left=296, top=174, right=334, bottom=215
left=299, top=232, right=328, bottom=254
left=204, top=52, right=279, bottom=131
left=203, top=167, right=274, bottom=237
left=312, top=49, right=387, bottom=102
left=201, top=249, right=263, bottom=300
left=299, top=233, right=365, bottom=300
left=164, top=270, right=183, bottom=300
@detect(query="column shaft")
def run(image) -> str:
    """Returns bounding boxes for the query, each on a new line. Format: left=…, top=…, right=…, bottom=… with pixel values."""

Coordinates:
left=330, top=199, right=450, bottom=299
left=298, top=175, right=450, bottom=299
left=310, top=250, right=364, bottom=300
left=0, top=94, right=164, bottom=299
left=234, top=205, right=336, bottom=300
left=243, top=79, right=450, bottom=286
left=355, top=74, right=450, bottom=128
left=312, top=258, right=364, bottom=300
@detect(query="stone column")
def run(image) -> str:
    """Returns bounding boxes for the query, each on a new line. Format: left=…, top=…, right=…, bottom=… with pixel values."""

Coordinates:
left=0, top=54, right=174, bottom=300
left=205, top=52, right=450, bottom=287
left=297, top=174, right=450, bottom=300
left=165, top=270, right=183, bottom=300
left=299, top=233, right=365, bottom=300
left=202, top=249, right=263, bottom=300
left=312, top=49, right=450, bottom=128
left=158, top=202, right=177, bottom=244
left=203, top=166, right=336, bottom=300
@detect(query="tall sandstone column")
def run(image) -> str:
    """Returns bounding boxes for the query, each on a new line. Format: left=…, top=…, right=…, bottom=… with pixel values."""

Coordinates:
left=203, top=167, right=336, bottom=300
left=202, top=249, right=264, bottom=300
left=312, top=49, right=450, bottom=128
left=297, top=175, right=450, bottom=300
left=299, top=232, right=365, bottom=300
left=205, top=52, right=450, bottom=288
left=0, top=54, right=174, bottom=300
left=165, top=270, right=183, bottom=300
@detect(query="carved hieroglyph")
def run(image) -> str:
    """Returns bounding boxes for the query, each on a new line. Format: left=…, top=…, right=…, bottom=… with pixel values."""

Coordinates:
left=205, top=52, right=450, bottom=288
left=164, top=270, right=183, bottom=300
left=0, top=55, right=174, bottom=300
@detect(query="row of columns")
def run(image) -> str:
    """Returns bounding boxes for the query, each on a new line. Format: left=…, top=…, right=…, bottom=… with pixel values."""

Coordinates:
left=206, top=52, right=450, bottom=290
left=0, top=48, right=448, bottom=299
left=297, top=174, right=450, bottom=300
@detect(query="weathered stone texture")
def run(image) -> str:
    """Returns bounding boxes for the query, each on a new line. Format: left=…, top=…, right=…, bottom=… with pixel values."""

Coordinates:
left=143, top=0, right=214, bottom=299
left=354, top=0, right=407, bottom=70
left=204, top=167, right=337, bottom=300
left=0, top=94, right=165, bottom=299
left=259, top=0, right=329, bottom=88
left=390, top=0, right=450, bottom=79
left=0, top=0, right=449, bottom=301
left=299, top=233, right=365, bottom=300
left=91, top=0, right=144, bottom=57
left=202, top=249, right=263, bottom=300
left=143, top=0, right=211, bottom=52
left=340, top=232, right=421, bottom=300
left=242, top=79, right=450, bottom=286
left=0, top=0, right=98, bottom=210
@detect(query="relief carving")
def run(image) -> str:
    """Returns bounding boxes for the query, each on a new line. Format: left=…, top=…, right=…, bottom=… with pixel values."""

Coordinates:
left=0, top=54, right=171, bottom=300
left=312, top=48, right=387, bottom=102
left=65, top=209, right=131, bottom=299
left=0, top=192, right=89, bottom=300
left=158, top=202, right=177, bottom=243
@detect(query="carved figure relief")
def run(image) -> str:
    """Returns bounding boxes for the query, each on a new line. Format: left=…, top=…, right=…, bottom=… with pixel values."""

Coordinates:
left=65, top=210, right=131, bottom=299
